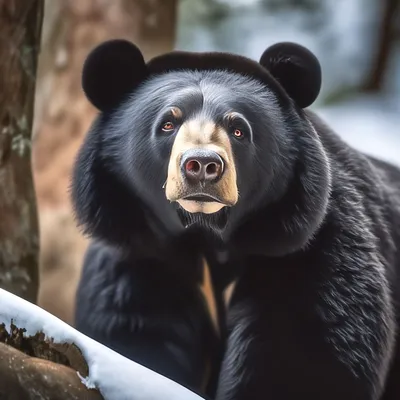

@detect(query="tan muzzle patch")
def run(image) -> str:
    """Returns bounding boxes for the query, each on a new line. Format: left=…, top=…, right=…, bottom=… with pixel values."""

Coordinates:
left=165, top=118, right=238, bottom=214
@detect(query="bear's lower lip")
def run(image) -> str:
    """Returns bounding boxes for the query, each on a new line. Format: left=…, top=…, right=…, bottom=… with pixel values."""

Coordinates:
left=177, top=198, right=226, bottom=214
left=183, top=194, right=220, bottom=203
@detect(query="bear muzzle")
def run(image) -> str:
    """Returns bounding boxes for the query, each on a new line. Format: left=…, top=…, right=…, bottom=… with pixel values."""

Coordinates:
left=165, top=119, right=239, bottom=214
left=166, top=150, right=237, bottom=214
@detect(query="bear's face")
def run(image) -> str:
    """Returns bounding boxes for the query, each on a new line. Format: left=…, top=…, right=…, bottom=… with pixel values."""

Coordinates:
left=112, top=70, right=293, bottom=233
left=73, top=40, right=330, bottom=256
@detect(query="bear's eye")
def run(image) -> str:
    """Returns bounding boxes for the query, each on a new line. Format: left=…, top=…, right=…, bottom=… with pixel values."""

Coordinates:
left=233, top=128, right=244, bottom=139
left=161, top=121, right=175, bottom=132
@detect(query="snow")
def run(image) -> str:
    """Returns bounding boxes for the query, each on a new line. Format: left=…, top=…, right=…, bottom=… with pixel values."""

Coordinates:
left=0, top=288, right=205, bottom=400
left=315, top=93, right=400, bottom=167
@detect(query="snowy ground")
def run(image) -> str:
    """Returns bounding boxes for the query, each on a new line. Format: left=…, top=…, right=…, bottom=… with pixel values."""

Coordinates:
left=316, top=94, right=400, bottom=167
left=0, top=288, right=205, bottom=400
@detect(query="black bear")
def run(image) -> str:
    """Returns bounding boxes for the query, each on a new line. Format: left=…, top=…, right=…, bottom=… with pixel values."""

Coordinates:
left=72, top=39, right=400, bottom=400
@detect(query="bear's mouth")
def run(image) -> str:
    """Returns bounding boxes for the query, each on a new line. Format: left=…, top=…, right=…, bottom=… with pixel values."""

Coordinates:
left=175, top=191, right=229, bottom=215
left=183, top=194, right=221, bottom=203
left=176, top=204, right=230, bottom=232
left=174, top=192, right=231, bottom=233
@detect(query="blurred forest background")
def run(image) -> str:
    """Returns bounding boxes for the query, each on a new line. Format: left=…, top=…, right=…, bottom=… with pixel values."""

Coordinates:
left=1, top=0, right=399, bottom=326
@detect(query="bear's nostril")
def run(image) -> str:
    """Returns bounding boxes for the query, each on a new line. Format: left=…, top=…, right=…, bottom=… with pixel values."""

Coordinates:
left=186, top=160, right=201, bottom=174
left=206, top=163, right=218, bottom=176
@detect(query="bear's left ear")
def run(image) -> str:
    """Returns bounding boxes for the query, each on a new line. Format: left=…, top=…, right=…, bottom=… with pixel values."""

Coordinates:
left=82, top=39, right=148, bottom=112
left=259, top=42, right=321, bottom=108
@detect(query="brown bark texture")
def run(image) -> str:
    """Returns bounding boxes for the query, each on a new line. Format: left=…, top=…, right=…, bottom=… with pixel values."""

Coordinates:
left=33, top=0, right=178, bottom=325
left=0, top=0, right=43, bottom=304
left=0, top=322, right=104, bottom=400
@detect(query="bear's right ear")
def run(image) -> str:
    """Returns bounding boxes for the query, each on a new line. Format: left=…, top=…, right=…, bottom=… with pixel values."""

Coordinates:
left=82, top=39, right=148, bottom=111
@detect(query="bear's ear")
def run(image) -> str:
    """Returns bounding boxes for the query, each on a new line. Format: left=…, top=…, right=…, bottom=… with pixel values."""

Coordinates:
left=259, top=42, right=321, bottom=108
left=82, top=39, right=148, bottom=111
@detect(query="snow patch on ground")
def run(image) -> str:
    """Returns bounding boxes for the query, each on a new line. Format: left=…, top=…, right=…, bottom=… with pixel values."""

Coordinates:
left=315, top=94, right=400, bottom=167
left=0, top=288, right=205, bottom=400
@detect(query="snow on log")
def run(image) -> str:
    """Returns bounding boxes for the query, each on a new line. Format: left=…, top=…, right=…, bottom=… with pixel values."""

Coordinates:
left=0, top=288, right=206, bottom=400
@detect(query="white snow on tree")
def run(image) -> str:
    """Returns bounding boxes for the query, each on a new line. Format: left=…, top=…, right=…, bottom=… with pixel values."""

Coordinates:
left=0, top=288, right=206, bottom=400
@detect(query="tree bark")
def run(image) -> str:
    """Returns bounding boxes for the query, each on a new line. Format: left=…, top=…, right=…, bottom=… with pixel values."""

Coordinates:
left=33, top=0, right=178, bottom=325
left=0, top=319, right=104, bottom=399
left=0, top=0, right=43, bottom=303
left=0, top=344, right=104, bottom=400
left=363, top=0, right=400, bottom=92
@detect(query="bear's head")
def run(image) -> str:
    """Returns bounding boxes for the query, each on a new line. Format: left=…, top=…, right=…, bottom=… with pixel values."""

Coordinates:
left=72, top=39, right=331, bottom=257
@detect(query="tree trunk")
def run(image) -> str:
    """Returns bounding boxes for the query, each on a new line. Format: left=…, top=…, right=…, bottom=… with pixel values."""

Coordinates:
left=363, top=0, right=400, bottom=92
left=0, top=0, right=43, bottom=303
left=33, top=0, right=178, bottom=324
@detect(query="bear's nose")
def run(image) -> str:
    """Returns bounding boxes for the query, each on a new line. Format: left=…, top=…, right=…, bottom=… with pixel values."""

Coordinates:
left=181, top=149, right=224, bottom=183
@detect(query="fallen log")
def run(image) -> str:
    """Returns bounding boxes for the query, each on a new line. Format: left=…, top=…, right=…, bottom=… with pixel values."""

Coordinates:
left=0, top=342, right=103, bottom=400
left=0, top=288, right=205, bottom=400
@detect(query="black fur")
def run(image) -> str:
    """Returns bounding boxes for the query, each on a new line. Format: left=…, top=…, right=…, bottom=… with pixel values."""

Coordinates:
left=259, top=41, right=321, bottom=108
left=81, top=39, right=320, bottom=113
left=73, top=41, right=400, bottom=399
left=82, top=40, right=148, bottom=111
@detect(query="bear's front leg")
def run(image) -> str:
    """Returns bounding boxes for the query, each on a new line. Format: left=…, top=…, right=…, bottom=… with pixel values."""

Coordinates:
left=215, top=251, right=395, bottom=400
left=75, top=240, right=221, bottom=397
